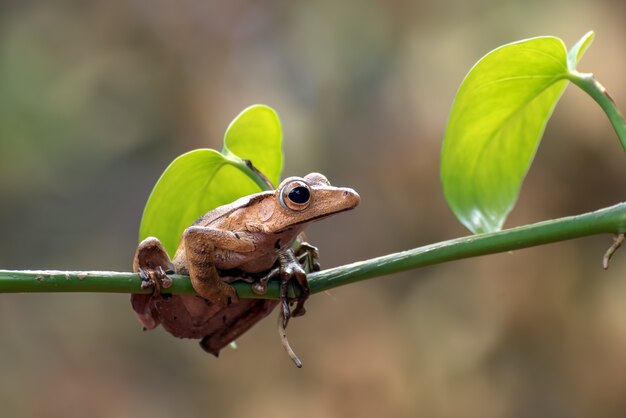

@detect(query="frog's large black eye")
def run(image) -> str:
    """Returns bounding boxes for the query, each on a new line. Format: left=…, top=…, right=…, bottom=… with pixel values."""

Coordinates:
left=288, top=186, right=310, bottom=204
left=279, top=180, right=311, bottom=211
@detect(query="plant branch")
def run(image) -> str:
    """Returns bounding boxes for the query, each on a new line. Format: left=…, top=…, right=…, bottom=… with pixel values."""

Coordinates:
left=308, top=201, right=625, bottom=294
left=1, top=202, right=624, bottom=298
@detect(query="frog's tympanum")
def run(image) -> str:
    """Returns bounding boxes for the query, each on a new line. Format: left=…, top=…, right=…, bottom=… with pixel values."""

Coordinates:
left=131, top=173, right=359, bottom=367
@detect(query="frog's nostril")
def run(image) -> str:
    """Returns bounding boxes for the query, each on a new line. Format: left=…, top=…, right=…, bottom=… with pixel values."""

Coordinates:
left=341, top=188, right=361, bottom=206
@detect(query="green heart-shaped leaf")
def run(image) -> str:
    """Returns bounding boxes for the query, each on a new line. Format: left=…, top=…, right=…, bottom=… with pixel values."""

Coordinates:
left=223, top=104, right=283, bottom=187
left=441, top=32, right=593, bottom=234
left=139, top=104, right=283, bottom=256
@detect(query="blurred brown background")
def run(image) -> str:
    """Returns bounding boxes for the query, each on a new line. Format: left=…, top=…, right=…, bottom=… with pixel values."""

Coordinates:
left=1, top=1, right=625, bottom=417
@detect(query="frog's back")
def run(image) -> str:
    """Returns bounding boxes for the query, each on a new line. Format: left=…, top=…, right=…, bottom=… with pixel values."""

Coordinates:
left=171, top=191, right=274, bottom=269
left=191, top=192, right=272, bottom=227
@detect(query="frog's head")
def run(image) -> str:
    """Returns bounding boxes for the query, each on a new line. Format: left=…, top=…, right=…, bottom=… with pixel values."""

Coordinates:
left=266, top=172, right=360, bottom=233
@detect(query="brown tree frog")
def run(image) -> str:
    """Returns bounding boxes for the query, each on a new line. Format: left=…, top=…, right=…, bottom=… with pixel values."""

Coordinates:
left=131, top=173, right=359, bottom=367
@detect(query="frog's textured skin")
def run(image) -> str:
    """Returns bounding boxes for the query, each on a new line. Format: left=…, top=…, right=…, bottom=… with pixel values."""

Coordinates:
left=131, top=173, right=360, bottom=357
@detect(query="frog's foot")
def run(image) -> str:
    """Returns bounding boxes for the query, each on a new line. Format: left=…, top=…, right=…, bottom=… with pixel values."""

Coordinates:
left=279, top=252, right=309, bottom=320
left=250, top=268, right=280, bottom=296
left=295, top=242, right=321, bottom=272
left=247, top=249, right=310, bottom=367
left=138, top=265, right=173, bottom=296
left=133, top=237, right=175, bottom=296
left=249, top=251, right=309, bottom=320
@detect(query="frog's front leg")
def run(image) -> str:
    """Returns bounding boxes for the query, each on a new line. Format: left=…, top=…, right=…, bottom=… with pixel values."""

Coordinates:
left=253, top=241, right=317, bottom=319
left=251, top=248, right=310, bottom=326
left=295, top=241, right=321, bottom=273
left=278, top=250, right=310, bottom=319
left=183, top=225, right=256, bottom=306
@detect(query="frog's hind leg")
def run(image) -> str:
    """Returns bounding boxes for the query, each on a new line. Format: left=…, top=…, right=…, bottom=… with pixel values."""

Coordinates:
left=133, top=237, right=175, bottom=292
left=131, top=237, right=175, bottom=329
left=198, top=299, right=279, bottom=356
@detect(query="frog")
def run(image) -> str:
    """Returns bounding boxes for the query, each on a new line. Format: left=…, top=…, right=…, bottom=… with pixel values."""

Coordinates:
left=131, top=172, right=360, bottom=367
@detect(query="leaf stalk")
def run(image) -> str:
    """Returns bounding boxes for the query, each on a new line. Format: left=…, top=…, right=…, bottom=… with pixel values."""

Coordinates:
left=567, top=70, right=626, bottom=151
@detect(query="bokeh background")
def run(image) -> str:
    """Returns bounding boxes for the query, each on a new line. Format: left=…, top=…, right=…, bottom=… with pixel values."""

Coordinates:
left=1, top=1, right=625, bottom=417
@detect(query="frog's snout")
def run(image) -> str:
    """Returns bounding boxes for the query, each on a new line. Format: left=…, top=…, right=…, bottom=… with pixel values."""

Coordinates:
left=341, top=187, right=360, bottom=208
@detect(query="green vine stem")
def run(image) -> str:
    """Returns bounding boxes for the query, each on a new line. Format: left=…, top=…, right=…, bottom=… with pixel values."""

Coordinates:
left=567, top=70, right=626, bottom=151
left=1, top=202, right=624, bottom=298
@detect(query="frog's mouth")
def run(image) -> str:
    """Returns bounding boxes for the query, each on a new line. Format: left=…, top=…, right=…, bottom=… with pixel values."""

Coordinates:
left=276, top=204, right=358, bottom=232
